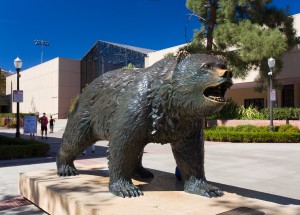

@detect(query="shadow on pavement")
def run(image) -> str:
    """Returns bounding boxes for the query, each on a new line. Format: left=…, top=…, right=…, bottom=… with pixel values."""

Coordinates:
left=211, top=181, right=300, bottom=206
left=78, top=167, right=300, bottom=206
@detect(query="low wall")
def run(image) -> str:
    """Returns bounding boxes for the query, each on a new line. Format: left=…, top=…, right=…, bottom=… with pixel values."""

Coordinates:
left=207, top=119, right=300, bottom=129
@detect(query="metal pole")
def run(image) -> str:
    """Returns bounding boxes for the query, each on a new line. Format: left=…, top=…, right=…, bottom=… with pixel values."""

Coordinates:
left=16, top=68, right=20, bottom=138
left=41, top=45, right=44, bottom=63
left=269, top=70, right=274, bottom=131
left=34, top=40, right=49, bottom=64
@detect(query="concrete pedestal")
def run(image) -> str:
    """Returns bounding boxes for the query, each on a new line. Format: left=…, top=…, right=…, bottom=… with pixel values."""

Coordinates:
left=19, top=165, right=300, bottom=215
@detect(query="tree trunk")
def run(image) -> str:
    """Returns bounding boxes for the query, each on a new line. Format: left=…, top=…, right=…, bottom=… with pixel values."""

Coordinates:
left=206, top=0, right=218, bottom=52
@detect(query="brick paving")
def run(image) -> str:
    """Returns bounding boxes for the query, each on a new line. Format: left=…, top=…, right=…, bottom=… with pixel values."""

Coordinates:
left=0, top=196, right=31, bottom=211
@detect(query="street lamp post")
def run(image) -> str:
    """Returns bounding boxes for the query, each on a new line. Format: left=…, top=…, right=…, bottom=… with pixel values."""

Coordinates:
left=268, top=57, right=275, bottom=132
left=14, top=57, right=22, bottom=138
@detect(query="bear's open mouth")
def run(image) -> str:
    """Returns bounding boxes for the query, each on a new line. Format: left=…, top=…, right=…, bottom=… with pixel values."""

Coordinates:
left=203, top=81, right=232, bottom=103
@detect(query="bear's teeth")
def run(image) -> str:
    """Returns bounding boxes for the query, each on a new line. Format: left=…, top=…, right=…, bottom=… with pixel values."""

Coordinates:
left=208, top=96, right=225, bottom=102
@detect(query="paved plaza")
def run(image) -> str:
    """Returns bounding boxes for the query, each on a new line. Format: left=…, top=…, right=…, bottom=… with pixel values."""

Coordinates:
left=0, top=121, right=300, bottom=214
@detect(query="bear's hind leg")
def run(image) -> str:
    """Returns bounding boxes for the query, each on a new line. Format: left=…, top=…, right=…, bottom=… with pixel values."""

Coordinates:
left=57, top=134, right=96, bottom=177
left=134, top=149, right=154, bottom=178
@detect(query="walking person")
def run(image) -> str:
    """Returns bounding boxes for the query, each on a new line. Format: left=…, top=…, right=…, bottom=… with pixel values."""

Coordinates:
left=6, top=117, right=10, bottom=128
left=39, top=113, right=48, bottom=139
left=49, top=116, right=55, bottom=133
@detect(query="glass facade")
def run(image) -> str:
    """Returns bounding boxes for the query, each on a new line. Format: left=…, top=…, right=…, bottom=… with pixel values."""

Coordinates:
left=80, top=40, right=154, bottom=90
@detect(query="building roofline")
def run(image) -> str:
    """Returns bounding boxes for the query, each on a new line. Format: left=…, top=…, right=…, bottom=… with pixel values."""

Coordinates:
left=81, top=40, right=156, bottom=60
left=98, top=40, right=156, bottom=54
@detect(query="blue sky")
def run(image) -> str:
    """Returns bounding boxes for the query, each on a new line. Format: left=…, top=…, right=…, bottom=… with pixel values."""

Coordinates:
left=0, top=0, right=300, bottom=72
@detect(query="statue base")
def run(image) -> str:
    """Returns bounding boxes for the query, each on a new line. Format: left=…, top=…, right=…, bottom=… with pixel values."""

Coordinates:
left=19, top=165, right=297, bottom=215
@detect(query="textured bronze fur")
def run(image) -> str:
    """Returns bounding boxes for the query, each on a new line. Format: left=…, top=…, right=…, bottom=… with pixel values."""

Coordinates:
left=56, top=54, right=232, bottom=198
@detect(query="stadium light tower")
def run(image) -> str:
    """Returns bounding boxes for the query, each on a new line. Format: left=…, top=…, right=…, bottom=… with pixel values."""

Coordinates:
left=34, top=40, right=50, bottom=63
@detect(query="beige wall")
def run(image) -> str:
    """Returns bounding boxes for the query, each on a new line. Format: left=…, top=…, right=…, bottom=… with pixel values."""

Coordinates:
left=145, top=44, right=186, bottom=67
left=279, top=45, right=300, bottom=79
left=227, top=88, right=268, bottom=107
left=6, top=58, right=80, bottom=118
left=58, top=58, right=81, bottom=118
left=294, top=13, right=300, bottom=37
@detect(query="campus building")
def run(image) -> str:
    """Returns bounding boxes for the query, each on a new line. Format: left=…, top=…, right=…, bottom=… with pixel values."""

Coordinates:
left=5, top=13, right=300, bottom=118
left=5, top=58, right=80, bottom=119
left=5, top=41, right=184, bottom=118
left=80, top=40, right=184, bottom=91
left=80, top=40, right=154, bottom=90
left=227, top=13, right=300, bottom=109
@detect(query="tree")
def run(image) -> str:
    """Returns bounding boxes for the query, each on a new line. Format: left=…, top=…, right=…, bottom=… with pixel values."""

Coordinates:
left=0, top=68, right=6, bottom=110
left=183, top=0, right=297, bottom=90
left=0, top=68, right=5, bottom=95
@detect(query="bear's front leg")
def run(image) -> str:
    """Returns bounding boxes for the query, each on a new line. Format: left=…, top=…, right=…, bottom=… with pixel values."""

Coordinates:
left=108, top=136, right=146, bottom=198
left=171, top=129, right=223, bottom=198
left=184, top=176, right=223, bottom=197
left=109, top=177, right=143, bottom=198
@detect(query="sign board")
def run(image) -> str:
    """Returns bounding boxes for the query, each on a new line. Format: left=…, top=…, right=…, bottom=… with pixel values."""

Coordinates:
left=270, top=89, right=276, bottom=101
left=13, top=90, right=23, bottom=102
left=23, top=116, right=37, bottom=133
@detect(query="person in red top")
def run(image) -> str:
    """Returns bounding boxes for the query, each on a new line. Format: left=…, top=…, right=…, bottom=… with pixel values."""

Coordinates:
left=39, top=113, right=48, bottom=139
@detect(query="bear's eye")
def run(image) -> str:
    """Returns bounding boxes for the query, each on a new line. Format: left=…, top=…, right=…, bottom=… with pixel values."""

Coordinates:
left=217, top=63, right=227, bottom=70
left=202, top=63, right=213, bottom=70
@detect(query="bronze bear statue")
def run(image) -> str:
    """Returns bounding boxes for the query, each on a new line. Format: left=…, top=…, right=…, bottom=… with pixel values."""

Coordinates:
left=56, top=54, right=232, bottom=198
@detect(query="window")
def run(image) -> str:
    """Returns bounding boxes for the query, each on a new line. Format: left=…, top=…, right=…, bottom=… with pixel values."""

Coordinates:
left=282, top=84, right=294, bottom=107
left=244, top=98, right=264, bottom=110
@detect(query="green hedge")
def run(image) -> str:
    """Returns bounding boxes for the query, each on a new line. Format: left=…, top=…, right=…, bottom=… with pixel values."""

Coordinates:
left=205, top=124, right=300, bottom=143
left=261, top=108, right=300, bottom=120
left=0, top=136, right=50, bottom=159
left=208, top=124, right=299, bottom=133
left=205, top=131, right=300, bottom=143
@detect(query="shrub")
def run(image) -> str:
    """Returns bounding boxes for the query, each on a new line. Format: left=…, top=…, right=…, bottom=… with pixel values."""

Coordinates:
left=205, top=124, right=300, bottom=143
left=0, top=136, right=50, bottom=159
left=164, top=52, right=175, bottom=58
left=210, top=105, right=300, bottom=120
left=261, top=108, right=300, bottom=120
left=277, top=124, right=300, bottom=133
left=293, top=109, right=300, bottom=120
left=0, top=113, right=32, bottom=128
left=123, top=63, right=135, bottom=69
left=238, top=105, right=265, bottom=120
left=205, top=131, right=300, bottom=143
left=209, top=98, right=240, bottom=119
left=233, top=125, right=258, bottom=132
left=69, top=94, right=79, bottom=113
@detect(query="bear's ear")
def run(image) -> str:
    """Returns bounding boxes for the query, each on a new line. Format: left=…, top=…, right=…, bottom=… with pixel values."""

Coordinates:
left=176, top=50, right=190, bottom=63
